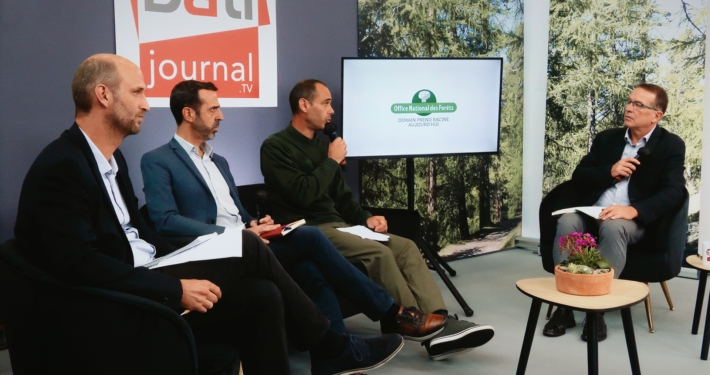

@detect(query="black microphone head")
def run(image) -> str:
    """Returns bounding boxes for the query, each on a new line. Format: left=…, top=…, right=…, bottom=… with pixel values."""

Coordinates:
left=255, top=190, right=269, bottom=219
left=323, top=122, right=338, bottom=142
left=255, top=190, right=269, bottom=204
left=637, top=147, right=650, bottom=158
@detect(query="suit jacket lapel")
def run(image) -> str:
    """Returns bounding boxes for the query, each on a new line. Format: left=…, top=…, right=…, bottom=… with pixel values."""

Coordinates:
left=610, top=129, right=627, bottom=162
left=212, top=158, right=240, bottom=201
left=642, top=126, right=663, bottom=155
left=170, top=138, right=251, bottom=223
left=65, top=124, right=134, bottom=259
left=169, top=138, right=212, bottom=193
left=67, top=124, right=123, bottom=224
left=67, top=124, right=109, bottom=197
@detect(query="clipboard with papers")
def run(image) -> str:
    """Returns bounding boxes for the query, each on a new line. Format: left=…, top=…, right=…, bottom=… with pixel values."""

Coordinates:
left=551, top=206, right=605, bottom=219
left=336, top=225, right=390, bottom=242
left=141, top=229, right=243, bottom=269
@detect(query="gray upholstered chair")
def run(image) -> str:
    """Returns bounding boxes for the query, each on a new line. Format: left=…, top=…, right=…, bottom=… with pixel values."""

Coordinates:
left=0, top=239, right=239, bottom=375
left=539, top=180, right=689, bottom=332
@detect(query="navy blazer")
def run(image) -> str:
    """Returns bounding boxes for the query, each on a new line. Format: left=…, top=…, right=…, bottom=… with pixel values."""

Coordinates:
left=141, top=138, right=255, bottom=237
left=14, top=124, right=182, bottom=310
left=571, top=126, right=686, bottom=226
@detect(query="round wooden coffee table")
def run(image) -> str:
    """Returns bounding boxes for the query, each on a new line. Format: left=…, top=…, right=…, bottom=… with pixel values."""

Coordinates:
left=686, top=255, right=710, bottom=360
left=515, top=277, right=649, bottom=375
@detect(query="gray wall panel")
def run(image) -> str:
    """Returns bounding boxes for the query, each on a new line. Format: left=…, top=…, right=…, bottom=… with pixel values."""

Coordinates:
left=0, top=0, right=358, bottom=241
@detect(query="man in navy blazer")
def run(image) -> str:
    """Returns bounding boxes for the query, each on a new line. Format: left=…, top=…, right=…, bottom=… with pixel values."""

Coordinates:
left=544, top=83, right=686, bottom=340
left=15, top=54, right=405, bottom=375
left=141, top=80, right=447, bottom=345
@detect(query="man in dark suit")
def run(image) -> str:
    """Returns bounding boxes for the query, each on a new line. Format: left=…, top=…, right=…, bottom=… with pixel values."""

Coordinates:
left=544, top=83, right=686, bottom=340
left=13, top=53, right=404, bottom=375
left=140, top=79, right=445, bottom=341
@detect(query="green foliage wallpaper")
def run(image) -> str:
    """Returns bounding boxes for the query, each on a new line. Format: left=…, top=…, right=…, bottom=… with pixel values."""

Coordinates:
left=544, top=0, right=705, bottom=249
left=357, top=0, right=524, bottom=256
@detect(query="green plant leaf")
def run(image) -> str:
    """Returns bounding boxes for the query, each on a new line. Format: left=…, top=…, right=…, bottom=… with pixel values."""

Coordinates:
left=595, top=259, right=611, bottom=269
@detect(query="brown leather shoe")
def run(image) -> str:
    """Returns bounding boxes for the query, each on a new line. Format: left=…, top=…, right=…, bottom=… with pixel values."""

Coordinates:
left=383, top=306, right=447, bottom=342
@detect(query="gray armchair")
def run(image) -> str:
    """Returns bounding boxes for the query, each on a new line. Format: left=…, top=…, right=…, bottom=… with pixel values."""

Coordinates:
left=0, top=239, right=239, bottom=375
left=539, top=180, right=689, bottom=332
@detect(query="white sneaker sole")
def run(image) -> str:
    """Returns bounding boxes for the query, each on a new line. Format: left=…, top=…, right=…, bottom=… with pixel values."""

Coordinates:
left=428, top=324, right=495, bottom=349
left=430, top=347, right=473, bottom=361
left=334, top=338, right=405, bottom=375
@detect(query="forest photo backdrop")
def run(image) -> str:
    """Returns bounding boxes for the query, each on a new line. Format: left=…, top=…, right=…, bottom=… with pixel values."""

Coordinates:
left=544, top=0, right=705, bottom=254
left=357, top=0, right=525, bottom=258
left=356, top=0, right=704, bottom=258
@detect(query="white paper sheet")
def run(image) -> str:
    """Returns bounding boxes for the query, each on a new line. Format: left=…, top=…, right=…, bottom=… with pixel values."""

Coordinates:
left=144, top=229, right=243, bottom=269
left=551, top=206, right=604, bottom=219
left=337, top=225, right=390, bottom=242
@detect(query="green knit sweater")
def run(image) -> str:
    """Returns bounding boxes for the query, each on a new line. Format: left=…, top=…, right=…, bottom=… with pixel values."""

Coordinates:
left=260, top=124, right=372, bottom=226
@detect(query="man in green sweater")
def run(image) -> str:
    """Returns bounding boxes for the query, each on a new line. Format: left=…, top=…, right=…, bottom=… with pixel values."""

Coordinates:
left=260, top=79, right=495, bottom=360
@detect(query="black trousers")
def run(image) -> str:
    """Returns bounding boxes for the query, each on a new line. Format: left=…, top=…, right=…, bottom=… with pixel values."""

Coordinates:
left=160, top=230, right=330, bottom=375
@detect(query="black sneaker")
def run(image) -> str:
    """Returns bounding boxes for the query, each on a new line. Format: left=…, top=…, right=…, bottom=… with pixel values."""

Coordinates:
left=380, top=306, right=447, bottom=342
left=311, top=334, right=404, bottom=375
left=423, top=315, right=495, bottom=360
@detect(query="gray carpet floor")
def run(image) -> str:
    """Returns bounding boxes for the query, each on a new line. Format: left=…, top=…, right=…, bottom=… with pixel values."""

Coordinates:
left=1, top=248, right=708, bottom=374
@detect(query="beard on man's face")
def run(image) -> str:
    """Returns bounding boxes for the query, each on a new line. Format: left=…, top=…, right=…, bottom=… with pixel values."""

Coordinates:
left=108, top=95, right=141, bottom=136
left=193, top=116, right=218, bottom=141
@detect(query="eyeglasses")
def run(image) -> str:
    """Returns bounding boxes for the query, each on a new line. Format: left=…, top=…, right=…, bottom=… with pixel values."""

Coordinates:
left=627, top=100, right=659, bottom=112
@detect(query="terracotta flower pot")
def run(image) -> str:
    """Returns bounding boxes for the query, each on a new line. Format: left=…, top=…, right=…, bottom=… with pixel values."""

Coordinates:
left=554, top=265, right=614, bottom=296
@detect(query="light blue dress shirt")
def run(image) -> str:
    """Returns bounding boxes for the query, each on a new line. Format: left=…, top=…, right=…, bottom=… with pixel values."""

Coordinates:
left=174, top=134, right=245, bottom=230
left=80, top=128, right=156, bottom=267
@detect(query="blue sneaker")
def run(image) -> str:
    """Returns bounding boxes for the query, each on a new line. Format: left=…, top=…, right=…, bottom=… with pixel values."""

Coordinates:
left=311, top=334, right=404, bottom=375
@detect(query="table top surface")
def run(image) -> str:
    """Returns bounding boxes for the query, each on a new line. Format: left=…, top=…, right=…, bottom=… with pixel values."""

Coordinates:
left=516, top=277, right=649, bottom=312
left=686, top=255, right=710, bottom=271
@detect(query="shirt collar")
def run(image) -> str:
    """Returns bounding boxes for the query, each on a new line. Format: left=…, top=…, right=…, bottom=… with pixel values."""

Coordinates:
left=79, top=127, right=118, bottom=177
left=286, top=122, right=317, bottom=144
left=624, top=125, right=656, bottom=146
left=174, top=134, right=213, bottom=158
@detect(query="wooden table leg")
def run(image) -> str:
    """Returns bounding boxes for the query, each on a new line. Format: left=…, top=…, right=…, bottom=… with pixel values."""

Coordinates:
left=586, top=312, right=599, bottom=375
left=621, top=308, right=641, bottom=375
left=516, top=298, right=542, bottom=375
left=702, top=285, right=710, bottom=360
left=693, top=271, right=708, bottom=335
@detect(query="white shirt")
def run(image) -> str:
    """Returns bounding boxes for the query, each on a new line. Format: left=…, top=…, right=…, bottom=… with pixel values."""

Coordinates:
left=174, top=134, right=245, bottom=231
left=594, top=126, right=656, bottom=207
left=79, top=129, right=156, bottom=267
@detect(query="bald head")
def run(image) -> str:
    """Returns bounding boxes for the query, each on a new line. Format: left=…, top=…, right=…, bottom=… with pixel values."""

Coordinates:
left=71, top=54, right=134, bottom=114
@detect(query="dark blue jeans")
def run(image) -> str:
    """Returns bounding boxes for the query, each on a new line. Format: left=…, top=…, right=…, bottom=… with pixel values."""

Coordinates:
left=268, top=226, right=394, bottom=334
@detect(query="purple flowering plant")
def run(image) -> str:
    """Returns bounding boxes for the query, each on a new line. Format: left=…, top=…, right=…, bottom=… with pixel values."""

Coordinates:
left=558, top=232, right=611, bottom=272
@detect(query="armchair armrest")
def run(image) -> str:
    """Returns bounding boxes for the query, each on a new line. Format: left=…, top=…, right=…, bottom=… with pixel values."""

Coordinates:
left=0, top=240, right=198, bottom=375
left=644, top=188, right=689, bottom=254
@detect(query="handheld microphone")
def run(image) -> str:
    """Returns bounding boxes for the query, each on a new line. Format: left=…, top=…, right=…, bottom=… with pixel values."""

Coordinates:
left=323, top=122, right=346, bottom=166
left=255, top=190, right=269, bottom=223
left=613, top=146, right=650, bottom=182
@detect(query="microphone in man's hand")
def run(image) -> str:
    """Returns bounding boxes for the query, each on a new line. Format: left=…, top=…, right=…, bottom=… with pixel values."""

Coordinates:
left=613, top=146, right=650, bottom=182
left=323, top=122, right=346, bottom=166
left=635, top=146, right=651, bottom=159
left=255, top=190, right=269, bottom=223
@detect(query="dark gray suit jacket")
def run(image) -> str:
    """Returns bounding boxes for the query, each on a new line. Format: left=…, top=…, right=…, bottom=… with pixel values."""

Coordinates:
left=141, top=138, right=255, bottom=238
left=14, top=124, right=183, bottom=310
left=571, top=126, right=686, bottom=226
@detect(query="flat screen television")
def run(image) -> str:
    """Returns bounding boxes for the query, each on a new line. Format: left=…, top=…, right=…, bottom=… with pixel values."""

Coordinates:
left=341, top=57, right=503, bottom=158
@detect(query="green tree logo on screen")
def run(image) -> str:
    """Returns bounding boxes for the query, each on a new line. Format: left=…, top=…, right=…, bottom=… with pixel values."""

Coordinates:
left=391, top=89, right=457, bottom=116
